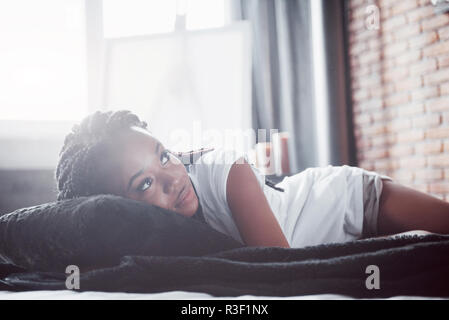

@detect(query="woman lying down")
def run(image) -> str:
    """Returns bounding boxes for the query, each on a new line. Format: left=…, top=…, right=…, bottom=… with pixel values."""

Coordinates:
left=55, top=110, right=449, bottom=248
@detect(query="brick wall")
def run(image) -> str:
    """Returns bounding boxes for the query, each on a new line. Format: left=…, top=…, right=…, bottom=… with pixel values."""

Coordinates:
left=348, top=0, right=449, bottom=201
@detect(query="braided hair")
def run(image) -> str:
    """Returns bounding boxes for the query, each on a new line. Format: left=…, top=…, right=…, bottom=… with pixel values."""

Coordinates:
left=56, top=109, right=284, bottom=201
left=55, top=110, right=148, bottom=201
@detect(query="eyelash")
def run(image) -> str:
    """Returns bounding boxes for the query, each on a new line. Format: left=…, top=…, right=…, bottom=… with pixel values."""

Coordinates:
left=137, top=150, right=171, bottom=192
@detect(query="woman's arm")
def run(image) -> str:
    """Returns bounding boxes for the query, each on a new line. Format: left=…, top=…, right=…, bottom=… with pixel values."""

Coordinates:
left=226, top=157, right=290, bottom=248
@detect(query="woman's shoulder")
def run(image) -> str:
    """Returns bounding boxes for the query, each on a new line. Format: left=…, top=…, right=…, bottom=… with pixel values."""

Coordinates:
left=187, top=147, right=249, bottom=191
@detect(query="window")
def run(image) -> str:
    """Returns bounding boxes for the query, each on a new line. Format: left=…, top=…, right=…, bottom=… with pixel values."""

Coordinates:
left=0, top=0, right=87, bottom=121
left=102, top=0, right=228, bottom=38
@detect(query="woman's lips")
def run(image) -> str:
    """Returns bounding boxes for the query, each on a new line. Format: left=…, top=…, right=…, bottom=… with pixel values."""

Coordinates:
left=176, top=185, right=194, bottom=208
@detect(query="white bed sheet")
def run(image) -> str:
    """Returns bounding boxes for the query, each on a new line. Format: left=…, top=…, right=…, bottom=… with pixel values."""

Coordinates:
left=0, top=290, right=445, bottom=300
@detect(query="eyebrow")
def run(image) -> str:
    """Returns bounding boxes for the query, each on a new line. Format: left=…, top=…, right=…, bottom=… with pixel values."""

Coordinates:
left=126, top=142, right=161, bottom=192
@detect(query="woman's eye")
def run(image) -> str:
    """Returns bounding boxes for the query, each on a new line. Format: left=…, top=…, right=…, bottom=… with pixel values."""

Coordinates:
left=161, top=150, right=170, bottom=166
left=138, top=177, right=152, bottom=192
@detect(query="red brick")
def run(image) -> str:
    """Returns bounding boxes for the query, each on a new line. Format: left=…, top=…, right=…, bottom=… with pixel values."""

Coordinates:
left=422, top=41, right=449, bottom=57
left=396, top=24, right=422, bottom=42
left=440, top=82, right=449, bottom=95
left=351, top=5, right=368, bottom=20
left=437, top=55, right=449, bottom=69
left=365, top=148, right=389, bottom=159
left=351, top=65, right=371, bottom=79
left=392, top=0, right=418, bottom=15
left=354, top=112, right=372, bottom=125
left=359, top=99, right=383, bottom=111
left=395, top=50, right=422, bottom=66
left=376, top=110, right=395, bottom=122
left=368, top=38, right=382, bottom=51
left=382, top=15, right=407, bottom=32
left=374, top=158, right=398, bottom=171
left=349, top=18, right=366, bottom=33
left=408, top=31, right=438, bottom=49
left=392, top=170, right=415, bottom=182
left=387, top=118, right=412, bottom=132
left=371, top=110, right=386, bottom=122
left=414, top=168, right=444, bottom=181
left=438, top=25, right=449, bottom=41
left=361, top=124, right=388, bottom=136
left=428, top=154, right=449, bottom=167
left=406, top=6, right=435, bottom=23
left=426, top=97, right=449, bottom=112
left=371, top=135, right=391, bottom=147
left=370, top=86, right=384, bottom=98
left=350, top=41, right=367, bottom=56
left=359, top=75, right=382, bottom=89
left=383, top=41, right=408, bottom=57
left=384, top=92, right=410, bottom=107
left=424, top=68, right=449, bottom=85
left=395, top=77, right=423, bottom=92
left=396, top=129, right=425, bottom=143
left=425, top=126, right=449, bottom=139
left=382, top=58, right=396, bottom=72
left=409, top=58, right=438, bottom=76
left=429, top=182, right=449, bottom=194
left=381, top=32, right=395, bottom=46
left=387, top=134, right=398, bottom=145
left=382, top=82, right=396, bottom=96
left=421, top=14, right=449, bottom=32
left=350, top=0, right=366, bottom=10
left=411, top=86, right=439, bottom=101
left=415, top=140, right=443, bottom=154
left=381, top=6, right=392, bottom=21
left=359, top=50, right=382, bottom=65
left=412, top=113, right=442, bottom=128
left=352, top=29, right=378, bottom=43
left=389, top=145, right=414, bottom=157
left=356, top=137, right=372, bottom=149
left=380, top=0, right=397, bottom=9
left=353, top=88, right=370, bottom=102
left=371, top=62, right=384, bottom=74
left=398, top=103, right=425, bottom=116
left=398, top=156, right=427, bottom=168
left=444, top=140, right=449, bottom=152
left=383, top=66, right=409, bottom=82
left=443, top=111, right=449, bottom=123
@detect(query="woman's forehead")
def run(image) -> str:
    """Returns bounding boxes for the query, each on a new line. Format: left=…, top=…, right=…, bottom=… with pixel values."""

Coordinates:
left=121, top=127, right=160, bottom=150
left=119, top=127, right=162, bottom=170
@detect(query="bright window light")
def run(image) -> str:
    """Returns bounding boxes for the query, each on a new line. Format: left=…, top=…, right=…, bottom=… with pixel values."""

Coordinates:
left=103, top=0, right=177, bottom=38
left=102, top=0, right=227, bottom=38
left=186, top=0, right=226, bottom=30
left=0, top=0, right=88, bottom=121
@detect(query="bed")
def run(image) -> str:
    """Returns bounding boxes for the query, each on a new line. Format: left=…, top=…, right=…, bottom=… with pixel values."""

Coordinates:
left=1, top=195, right=448, bottom=300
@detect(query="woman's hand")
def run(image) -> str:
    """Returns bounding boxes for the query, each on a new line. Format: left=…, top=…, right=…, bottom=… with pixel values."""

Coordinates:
left=226, top=157, right=290, bottom=248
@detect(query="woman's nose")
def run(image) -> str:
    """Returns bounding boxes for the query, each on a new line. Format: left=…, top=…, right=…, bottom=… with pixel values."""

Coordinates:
left=161, top=171, right=183, bottom=195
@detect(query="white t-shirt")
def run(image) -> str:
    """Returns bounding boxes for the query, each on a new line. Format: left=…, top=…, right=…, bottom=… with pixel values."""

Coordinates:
left=188, top=148, right=372, bottom=248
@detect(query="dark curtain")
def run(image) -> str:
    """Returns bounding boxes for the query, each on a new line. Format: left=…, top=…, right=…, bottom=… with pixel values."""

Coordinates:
left=232, top=0, right=356, bottom=173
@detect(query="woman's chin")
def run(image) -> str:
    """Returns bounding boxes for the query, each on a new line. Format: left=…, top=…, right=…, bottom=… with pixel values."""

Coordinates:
left=178, top=199, right=199, bottom=218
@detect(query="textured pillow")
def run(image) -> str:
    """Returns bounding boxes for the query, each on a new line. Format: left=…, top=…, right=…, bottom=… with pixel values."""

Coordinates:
left=0, top=195, right=243, bottom=272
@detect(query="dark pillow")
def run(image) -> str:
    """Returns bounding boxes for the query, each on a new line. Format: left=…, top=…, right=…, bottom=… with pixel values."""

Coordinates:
left=0, top=195, right=243, bottom=272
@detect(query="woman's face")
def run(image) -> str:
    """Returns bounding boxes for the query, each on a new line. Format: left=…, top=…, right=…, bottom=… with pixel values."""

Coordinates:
left=117, top=126, right=199, bottom=217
